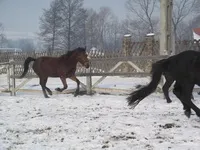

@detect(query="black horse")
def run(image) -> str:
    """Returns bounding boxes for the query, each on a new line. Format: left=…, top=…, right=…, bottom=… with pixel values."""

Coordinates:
left=127, top=50, right=200, bottom=118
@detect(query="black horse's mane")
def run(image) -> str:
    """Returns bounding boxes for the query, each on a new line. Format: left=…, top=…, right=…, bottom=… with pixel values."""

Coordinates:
left=60, top=47, right=86, bottom=58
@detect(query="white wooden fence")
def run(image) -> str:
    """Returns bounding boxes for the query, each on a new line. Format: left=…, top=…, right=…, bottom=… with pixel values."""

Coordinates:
left=0, top=55, right=168, bottom=96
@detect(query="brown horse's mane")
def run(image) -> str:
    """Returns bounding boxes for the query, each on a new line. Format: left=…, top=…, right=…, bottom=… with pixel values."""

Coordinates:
left=60, top=47, right=86, bottom=59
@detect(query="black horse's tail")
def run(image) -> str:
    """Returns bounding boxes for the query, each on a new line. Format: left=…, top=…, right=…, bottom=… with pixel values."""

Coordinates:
left=127, top=59, right=168, bottom=108
left=20, top=57, right=36, bottom=78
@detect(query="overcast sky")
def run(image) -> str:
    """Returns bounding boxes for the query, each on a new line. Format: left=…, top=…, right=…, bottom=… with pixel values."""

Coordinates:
left=0, top=0, right=127, bottom=39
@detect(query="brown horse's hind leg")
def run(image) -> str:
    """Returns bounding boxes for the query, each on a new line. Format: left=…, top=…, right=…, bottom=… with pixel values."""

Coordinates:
left=45, top=86, right=52, bottom=95
left=55, top=77, right=68, bottom=92
left=45, top=87, right=52, bottom=95
left=70, top=76, right=80, bottom=97
left=42, top=78, right=52, bottom=95
left=40, top=77, right=49, bottom=98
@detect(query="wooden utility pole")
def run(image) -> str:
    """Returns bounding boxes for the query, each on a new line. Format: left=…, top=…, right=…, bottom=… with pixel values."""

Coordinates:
left=160, top=0, right=174, bottom=55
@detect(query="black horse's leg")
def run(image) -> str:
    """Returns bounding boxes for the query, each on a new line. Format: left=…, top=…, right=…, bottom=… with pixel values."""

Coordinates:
left=191, top=94, right=194, bottom=100
left=40, top=77, right=49, bottom=98
left=44, top=78, right=52, bottom=95
left=55, top=77, right=68, bottom=92
left=162, top=73, right=174, bottom=103
left=175, top=81, right=200, bottom=118
left=70, top=76, right=80, bottom=97
left=182, top=83, right=200, bottom=117
left=173, top=82, right=191, bottom=116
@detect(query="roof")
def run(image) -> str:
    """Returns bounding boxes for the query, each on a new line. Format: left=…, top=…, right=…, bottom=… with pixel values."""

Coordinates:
left=193, top=28, right=200, bottom=35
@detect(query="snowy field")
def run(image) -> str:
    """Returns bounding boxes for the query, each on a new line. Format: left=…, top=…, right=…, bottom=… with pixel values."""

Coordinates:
left=0, top=76, right=200, bottom=150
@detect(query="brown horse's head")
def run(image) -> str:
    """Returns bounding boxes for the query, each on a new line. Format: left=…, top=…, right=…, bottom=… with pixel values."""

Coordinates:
left=76, top=47, right=90, bottom=68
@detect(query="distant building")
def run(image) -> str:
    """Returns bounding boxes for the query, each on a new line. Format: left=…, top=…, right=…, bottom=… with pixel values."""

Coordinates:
left=193, top=28, right=200, bottom=40
left=88, top=47, right=104, bottom=57
left=0, top=48, right=22, bottom=53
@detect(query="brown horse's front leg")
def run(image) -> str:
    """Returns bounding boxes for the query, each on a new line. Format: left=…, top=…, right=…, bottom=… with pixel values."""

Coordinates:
left=70, top=76, right=80, bottom=97
left=55, top=76, right=68, bottom=92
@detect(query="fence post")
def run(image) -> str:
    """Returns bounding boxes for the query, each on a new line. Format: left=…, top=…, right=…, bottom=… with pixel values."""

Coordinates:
left=7, top=64, right=11, bottom=94
left=9, top=59, right=16, bottom=96
left=122, top=34, right=132, bottom=73
left=145, top=33, right=155, bottom=55
left=86, top=62, right=92, bottom=95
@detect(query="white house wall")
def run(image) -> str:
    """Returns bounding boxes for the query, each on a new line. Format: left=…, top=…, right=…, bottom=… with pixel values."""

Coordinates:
left=193, top=32, right=200, bottom=40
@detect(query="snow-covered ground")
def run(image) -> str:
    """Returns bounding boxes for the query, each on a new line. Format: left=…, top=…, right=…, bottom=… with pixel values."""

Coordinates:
left=0, top=75, right=200, bottom=150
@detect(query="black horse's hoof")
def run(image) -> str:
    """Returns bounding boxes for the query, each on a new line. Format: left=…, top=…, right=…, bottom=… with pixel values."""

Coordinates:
left=196, top=112, right=200, bottom=117
left=135, top=84, right=142, bottom=89
left=55, top=88, right=62, bottom=92
left=167, top=100, right=172, bottom=103
left=184, top=110, right=191, bottom=118
left=44, top=95, right=50, bottom=98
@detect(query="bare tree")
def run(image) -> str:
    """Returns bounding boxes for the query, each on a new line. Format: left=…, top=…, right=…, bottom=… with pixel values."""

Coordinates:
left=85, top=7, right=122, bottom=50
left=59, top=0, right=86, bottom=51
left=193, top=0, right=200, bottom=13
left=0, top=23, right=7, bottom=48
left=85, top=9, right=99, bottom=48
left=176, top=21, right=193, bottom=40
left=103, top=16, right=124, bottom=50
left=125, top=0, right=159, bottom=35
left=18, top=39, right=36, bottom=52
left=190, top=14, right=200, bottom=28
left=39, top=0, right=123, bottom=51
left=69, top=8, right=87, bottom=48
left=172, top=0, right=198, bottom=40
left=39, top=0, right=62, bottom=53
left=96, top=7, right=112, bottom=49
left=106, top=18, right=121, bottom=50
left=121, top=18, right=157, bottom=41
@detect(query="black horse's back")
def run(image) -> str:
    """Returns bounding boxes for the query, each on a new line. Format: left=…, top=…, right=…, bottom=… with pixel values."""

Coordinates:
left=20, top=57, right=36, bottom=78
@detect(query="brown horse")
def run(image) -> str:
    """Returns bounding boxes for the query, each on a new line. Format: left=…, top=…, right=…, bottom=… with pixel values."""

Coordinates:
left=20, top=47, right=89, bottom=98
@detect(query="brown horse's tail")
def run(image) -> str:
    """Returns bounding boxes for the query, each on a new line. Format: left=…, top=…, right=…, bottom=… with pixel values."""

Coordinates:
left=127, top=59, right=168, bottom=108
left=20, top=57, right=36, bottom=78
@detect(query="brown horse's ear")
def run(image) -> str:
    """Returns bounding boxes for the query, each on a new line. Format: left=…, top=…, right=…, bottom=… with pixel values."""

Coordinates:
left=84, top=46, right=86, bottom=51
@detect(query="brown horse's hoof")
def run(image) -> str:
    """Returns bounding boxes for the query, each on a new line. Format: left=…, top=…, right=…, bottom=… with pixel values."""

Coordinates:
left=74, top=92, right=79, bottom=97
left=74, top=90, right=79, bottom=97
